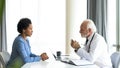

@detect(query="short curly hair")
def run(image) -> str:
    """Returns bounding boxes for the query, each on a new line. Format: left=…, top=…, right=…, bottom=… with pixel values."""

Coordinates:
left=17, top=18, right=32, bottom=33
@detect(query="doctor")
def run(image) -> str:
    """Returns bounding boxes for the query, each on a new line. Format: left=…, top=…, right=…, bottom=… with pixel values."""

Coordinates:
left=71, top=19, right=112, bottom=68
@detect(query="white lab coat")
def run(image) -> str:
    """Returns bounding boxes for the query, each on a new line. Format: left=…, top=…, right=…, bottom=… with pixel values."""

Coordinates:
left=76, top=33, right=112, bottom=68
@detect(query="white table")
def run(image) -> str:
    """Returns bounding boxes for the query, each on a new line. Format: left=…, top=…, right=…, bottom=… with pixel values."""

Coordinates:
left=21, top=60, right=99, bottom=68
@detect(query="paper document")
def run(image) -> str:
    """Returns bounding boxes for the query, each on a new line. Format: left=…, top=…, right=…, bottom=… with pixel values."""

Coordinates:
left=61, top=59, right=93, bottom=66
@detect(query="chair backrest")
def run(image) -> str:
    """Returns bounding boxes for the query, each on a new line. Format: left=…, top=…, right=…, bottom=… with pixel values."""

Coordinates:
left=111, top=52, right=120, bottom=68
left=0, top=51, right=10, bottom=68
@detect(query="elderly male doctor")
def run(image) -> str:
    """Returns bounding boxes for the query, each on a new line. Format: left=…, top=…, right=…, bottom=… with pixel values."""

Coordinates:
left=71, top=19, right=112, bottom=68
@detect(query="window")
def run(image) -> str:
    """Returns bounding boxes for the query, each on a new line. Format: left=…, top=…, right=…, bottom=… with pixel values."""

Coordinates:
left=6, top=0, right=87, bottom=58
left=107, top=0, right=117, bottom=54
left=6, top=0, right=66, bottom=55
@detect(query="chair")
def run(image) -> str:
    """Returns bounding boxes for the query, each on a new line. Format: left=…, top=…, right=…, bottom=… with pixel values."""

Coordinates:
left=0, top=51, right=10, bottom=68
left=111, top=52, right=120, bottom=68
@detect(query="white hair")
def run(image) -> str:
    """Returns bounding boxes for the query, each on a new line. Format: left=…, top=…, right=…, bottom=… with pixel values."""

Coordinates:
left=86, top=19, right=97, bottom=32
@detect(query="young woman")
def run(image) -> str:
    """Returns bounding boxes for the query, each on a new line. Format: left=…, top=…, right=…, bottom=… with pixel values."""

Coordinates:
left=7, top=18, right=49, bottom=68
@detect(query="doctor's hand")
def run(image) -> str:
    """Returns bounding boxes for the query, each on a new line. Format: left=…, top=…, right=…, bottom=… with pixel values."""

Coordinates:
left=40, top=53, right=49, bottom=61
left=71, top=39, right=80, bottom=50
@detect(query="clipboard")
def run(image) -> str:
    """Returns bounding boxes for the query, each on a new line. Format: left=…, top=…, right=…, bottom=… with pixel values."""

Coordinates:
left=60, top=59, right=93, bottom=66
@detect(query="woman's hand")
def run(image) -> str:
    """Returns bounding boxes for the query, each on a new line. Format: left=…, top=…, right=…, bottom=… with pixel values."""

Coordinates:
left=40, top=53, right=49, bottom=61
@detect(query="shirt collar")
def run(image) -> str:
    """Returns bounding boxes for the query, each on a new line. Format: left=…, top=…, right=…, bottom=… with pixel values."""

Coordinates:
left=87, top=32, right=95, bottom=41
